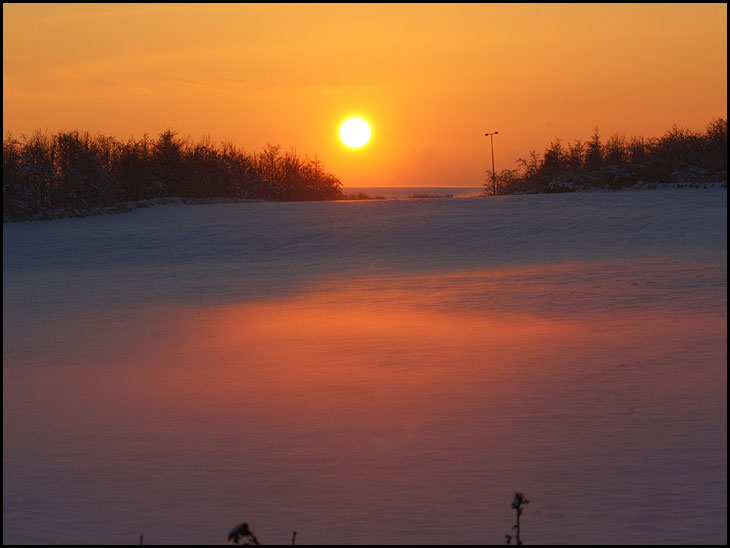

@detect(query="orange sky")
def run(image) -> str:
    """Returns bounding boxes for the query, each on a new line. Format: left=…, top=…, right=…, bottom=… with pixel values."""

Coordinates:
left=3, top=3, right=727, bottom=187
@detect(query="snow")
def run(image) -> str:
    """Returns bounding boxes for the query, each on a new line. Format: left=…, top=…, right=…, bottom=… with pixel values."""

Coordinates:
left=3, top=189, right=727, bottom=545
left=341, top=186, right=485, bottom=198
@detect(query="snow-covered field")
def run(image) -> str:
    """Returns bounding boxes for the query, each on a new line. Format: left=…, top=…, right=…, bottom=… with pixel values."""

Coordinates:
left=342, top=186, right=485, bottom=198
left=3, top=189, right=727, bottom=545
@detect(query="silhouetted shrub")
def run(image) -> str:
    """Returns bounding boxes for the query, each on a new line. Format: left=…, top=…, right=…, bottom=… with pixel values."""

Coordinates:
left=488, top=118, right=727, bottom=195
left=3, top=129, right=344, bottom=221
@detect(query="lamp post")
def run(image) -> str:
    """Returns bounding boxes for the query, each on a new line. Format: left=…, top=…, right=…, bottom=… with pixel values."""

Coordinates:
left=485, top=131, right=499, bottom=195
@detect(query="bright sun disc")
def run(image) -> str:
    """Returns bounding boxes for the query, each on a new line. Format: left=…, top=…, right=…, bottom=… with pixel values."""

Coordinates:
left=340, top=118, right=371, bottom=148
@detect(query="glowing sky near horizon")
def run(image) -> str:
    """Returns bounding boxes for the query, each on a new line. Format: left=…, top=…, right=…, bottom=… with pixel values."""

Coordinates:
left=2, top=3, right=727, bottom=187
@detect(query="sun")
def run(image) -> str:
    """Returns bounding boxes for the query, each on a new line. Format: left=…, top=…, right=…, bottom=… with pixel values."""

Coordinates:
left=339, top=118, right=371, bottom=148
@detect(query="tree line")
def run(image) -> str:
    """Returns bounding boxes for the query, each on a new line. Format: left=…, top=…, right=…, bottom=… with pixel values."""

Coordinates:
left=3, top=129, right=345, bottom=221
left=487, top=118, right=727, bottom=194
